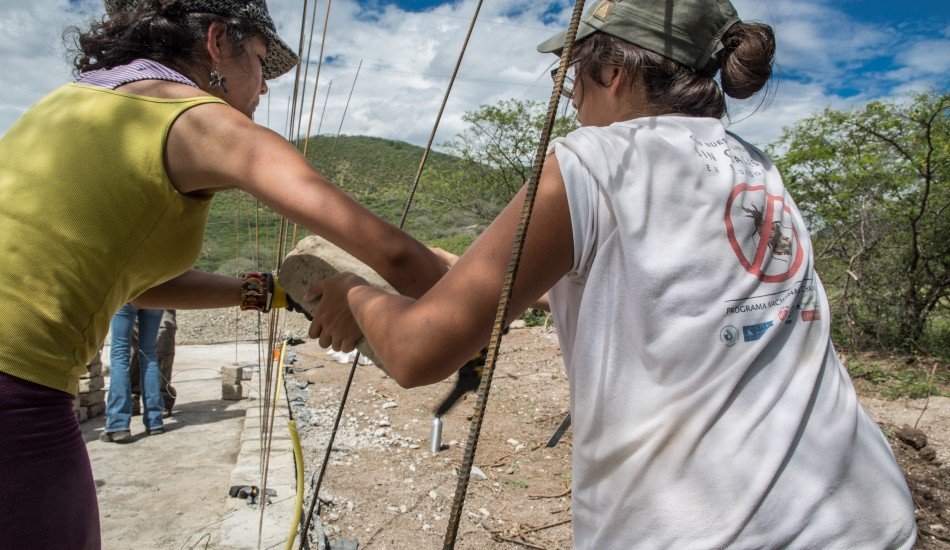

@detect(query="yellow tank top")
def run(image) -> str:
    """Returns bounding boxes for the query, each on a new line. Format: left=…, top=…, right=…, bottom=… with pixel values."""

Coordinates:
left=0, top=83, right=224, bottom=394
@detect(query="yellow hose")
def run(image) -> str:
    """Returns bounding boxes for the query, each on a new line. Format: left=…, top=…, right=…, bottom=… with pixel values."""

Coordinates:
left=285, top=419, right=305, bottom=549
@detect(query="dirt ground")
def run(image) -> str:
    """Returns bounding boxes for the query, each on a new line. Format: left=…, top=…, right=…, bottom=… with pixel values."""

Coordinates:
left=289, top=327, right=950, bottom=549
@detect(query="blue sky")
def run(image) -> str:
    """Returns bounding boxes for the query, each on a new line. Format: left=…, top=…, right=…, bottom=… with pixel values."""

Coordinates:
left=0, top=0, right=946, bottom=147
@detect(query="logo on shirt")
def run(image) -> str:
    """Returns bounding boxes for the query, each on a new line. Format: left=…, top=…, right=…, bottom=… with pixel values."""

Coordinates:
left=725, top=184, right=804, bottom=283
left=742, top=321, right=773, bottom=342
left=801, top=309, right=821, bottom=322
left=777, top=306, right=791, bottom=323
left=720, top=325, right=739, bottom=346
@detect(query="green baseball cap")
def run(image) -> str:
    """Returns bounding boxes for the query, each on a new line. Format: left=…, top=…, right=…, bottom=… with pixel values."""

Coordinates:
left=103, top=0, right=299, bottom=80
left=537, top=0, right=740, bottom=72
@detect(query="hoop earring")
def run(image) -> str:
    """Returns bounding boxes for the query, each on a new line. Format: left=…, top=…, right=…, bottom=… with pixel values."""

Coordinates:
left=209, top=65, right=229, bottom=94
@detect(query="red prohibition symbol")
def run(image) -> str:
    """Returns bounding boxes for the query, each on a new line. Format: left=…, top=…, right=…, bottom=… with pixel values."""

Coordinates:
left=724, top=184, right=803, bottom=283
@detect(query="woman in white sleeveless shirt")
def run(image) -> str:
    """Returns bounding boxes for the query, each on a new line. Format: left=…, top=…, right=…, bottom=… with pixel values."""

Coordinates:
left=310, top=0, right=917, bottom=547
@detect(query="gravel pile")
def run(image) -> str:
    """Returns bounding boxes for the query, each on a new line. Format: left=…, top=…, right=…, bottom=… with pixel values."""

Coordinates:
left=176, top=307, right=313, bottom=345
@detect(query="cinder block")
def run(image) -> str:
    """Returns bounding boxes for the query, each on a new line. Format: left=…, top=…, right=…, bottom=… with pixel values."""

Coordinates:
left=86, top=402, right=105, bottom=418
left=78, top=376, right=104, bottom=393
left=78, top=390, right=105, bottom=407
left=222, top=382, right=243, bottom=401
left=222, top=365, right=244, bottom=385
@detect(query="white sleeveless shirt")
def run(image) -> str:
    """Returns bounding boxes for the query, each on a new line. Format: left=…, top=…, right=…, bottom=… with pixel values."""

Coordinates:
left=547, top=116, right=916, bottom=549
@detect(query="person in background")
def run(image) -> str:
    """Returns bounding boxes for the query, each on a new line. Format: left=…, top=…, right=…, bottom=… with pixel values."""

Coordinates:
left=0, top=0, right=445, bottom=547
left=101, top=304, right=165, bottom=441
left=131, top=309, right=177, bottom=417
left=309, top=0, right=917, bottom=547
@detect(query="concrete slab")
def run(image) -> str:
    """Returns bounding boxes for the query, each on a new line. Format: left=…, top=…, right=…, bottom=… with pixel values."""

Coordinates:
left=218, top=373, right=302, bottom=549
left=86, top=343, right=283, bottom=549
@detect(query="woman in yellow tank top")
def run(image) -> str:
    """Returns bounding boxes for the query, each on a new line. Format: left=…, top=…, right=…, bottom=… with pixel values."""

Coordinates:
left=0, top=1, right=447, bottom=547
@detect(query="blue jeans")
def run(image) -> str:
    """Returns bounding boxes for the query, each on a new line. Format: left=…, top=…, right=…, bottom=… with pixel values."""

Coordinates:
left=106, top=304, right=164, bottom=432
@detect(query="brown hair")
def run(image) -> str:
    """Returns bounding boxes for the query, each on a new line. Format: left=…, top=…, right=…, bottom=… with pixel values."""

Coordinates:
left=570, top=22, right=776, bottom=118
left=66, top=0, right=259, bottom=83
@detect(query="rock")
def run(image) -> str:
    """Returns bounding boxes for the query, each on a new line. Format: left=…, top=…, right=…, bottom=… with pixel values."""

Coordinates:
left=75, top=407, right=88, bottom=423
left=82, top=358, right=103, bottom=379
left=428, top=490, right=437, bottom=500
left=895, top=425, right=927, bottom=450
left=78, top=376, right=104, bottom=393
left=919, top=446, right=938, bottom=462
left=509, top=319, right=527, bottom=329
left=470, top=466, right=487, bottom=481
left=479, top=508, right=490, bottom=516
left=86, top=402, right=105, bottom=418
left=328, top=538, right=358, bottom=550
left=78, top=390, right=105, bottom=407
left=506, top=438, right=520, bottom=447
left=381, top=402, right=397, bottom=409
left=278, top=236, right=399, bottom=368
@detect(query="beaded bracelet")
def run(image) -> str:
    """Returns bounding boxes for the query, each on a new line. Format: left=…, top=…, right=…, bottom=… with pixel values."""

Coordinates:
left=240, top=272, right=271, bottom=312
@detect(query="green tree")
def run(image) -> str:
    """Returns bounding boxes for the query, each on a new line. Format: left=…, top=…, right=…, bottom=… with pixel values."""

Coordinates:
left=771, top=91, right=948, bottom=352
left=432, top=98, right=579, bottom=223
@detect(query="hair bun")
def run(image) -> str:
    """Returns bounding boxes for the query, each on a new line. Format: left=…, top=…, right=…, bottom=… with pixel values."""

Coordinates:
left=719, top=22, right=776, bottom=100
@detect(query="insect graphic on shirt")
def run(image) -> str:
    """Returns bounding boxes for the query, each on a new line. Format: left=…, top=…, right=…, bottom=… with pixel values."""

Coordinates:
left=742, top=204, right=792, bottom=263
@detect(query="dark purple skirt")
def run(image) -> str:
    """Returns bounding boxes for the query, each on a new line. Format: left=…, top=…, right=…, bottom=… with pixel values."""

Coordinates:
left=0, top=371, right=101, bottom=549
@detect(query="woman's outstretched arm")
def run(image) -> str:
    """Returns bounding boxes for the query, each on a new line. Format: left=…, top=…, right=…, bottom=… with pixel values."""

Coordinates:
left=131, top=270, right=241, bottom=309
left=164, top=102, right=448, bottom=299
left=311, top=155, right=574, bottom=388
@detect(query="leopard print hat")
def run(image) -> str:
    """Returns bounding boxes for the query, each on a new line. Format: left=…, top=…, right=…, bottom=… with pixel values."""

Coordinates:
left=103, top=0, right=298, bottom=80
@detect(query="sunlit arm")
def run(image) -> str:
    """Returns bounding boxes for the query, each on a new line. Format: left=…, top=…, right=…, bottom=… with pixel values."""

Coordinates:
left=131, top=269, right=241, bottom=309
left=165, top=103, right=447, bottom=300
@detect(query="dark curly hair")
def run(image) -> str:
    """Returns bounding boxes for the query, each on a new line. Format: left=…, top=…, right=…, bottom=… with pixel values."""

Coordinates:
left=65, top=0, right=259, bottom=83
left=570, top=21, right=776, bottom=119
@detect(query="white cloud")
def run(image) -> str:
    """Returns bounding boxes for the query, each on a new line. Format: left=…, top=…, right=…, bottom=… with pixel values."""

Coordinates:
left=0, top=0, right=943, bottom=149
left=0, top=0, right=103, bottom=132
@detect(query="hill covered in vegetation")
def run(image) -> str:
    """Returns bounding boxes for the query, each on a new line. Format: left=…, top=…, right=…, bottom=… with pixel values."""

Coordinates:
left=196, top=134, right=485, bottom=274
